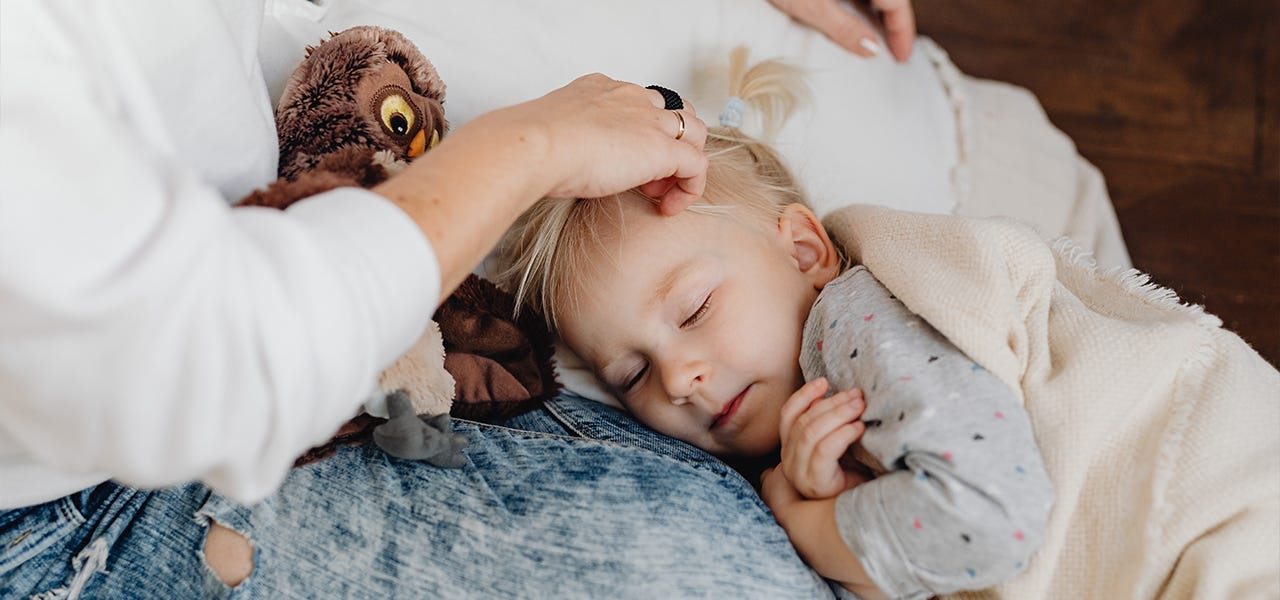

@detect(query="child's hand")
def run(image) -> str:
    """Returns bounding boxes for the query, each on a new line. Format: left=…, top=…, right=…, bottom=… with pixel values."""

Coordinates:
left=760, top=465, right=803, bottom=517
left=760, top=466, right=889, bottom=599
left=779, top=378, right=868, bottom=499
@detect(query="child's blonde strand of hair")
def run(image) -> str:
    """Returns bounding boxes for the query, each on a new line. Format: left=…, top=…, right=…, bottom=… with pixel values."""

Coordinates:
left=723, top=46, right=808, bottom=141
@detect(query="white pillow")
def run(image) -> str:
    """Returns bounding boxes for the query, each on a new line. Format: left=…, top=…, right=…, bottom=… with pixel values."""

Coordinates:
left=262, top=0, right=959, bottom=216
left=260, top=0, right=964, bottom=406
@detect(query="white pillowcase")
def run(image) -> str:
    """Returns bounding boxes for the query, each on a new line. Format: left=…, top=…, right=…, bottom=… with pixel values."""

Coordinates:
left=260, top=0, right=965, bottom=406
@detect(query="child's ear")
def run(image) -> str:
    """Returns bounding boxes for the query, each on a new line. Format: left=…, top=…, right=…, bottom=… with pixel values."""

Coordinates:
left=776, top=203, right=841, bottom=288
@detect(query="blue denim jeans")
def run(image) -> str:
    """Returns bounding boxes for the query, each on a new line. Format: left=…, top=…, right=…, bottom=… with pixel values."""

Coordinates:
left=1, top=394, right=848, bottom=598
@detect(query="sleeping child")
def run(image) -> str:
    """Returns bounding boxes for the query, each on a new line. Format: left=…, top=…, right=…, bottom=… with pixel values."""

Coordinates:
left=497, top=49, right=1280, bottom=599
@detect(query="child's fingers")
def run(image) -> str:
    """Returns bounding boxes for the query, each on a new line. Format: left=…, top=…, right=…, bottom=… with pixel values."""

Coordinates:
left=812, top=422, right=865, bottom=465
left=795, top=388, right=864, bottom=434
left=779, top=378, right=830, bottom=444
left=787, top=389, right=863, bottom=458
left=781, top=387, right=859, bottom=465
left=794, top=392, right=863, bottom=449
left=785, top=416, right=866, bottom=499
left=783, top=422, right=865, bottom=498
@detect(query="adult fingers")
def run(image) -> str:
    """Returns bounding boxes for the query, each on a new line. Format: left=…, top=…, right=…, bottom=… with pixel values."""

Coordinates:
left=873, top=0, right=917, bottom=61
left=639, top=178, right=675, bottom=201
left=656, top=186, right=699, bottom=216
left=783, top=0, right=881, bottom=58
left=654, top=138, right=708, bottom=215
left=770, top=0, right=918, bottom=61
left=673, top=109, right=706, bottom=152
left=650, top=107, right=707, bottom=215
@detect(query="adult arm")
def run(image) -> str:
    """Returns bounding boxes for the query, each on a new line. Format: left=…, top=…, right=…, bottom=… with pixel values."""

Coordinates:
left=0, top=1, right=447, bottom=504
left=0, top=2, right=706, bottom=505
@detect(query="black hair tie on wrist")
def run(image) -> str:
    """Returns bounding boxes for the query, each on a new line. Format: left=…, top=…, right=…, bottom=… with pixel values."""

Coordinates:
left=645, top=85, right=684, bottom=110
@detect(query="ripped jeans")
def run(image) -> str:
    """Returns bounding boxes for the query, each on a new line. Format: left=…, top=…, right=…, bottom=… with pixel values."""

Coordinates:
left=1, top=394, right=849, bottom=599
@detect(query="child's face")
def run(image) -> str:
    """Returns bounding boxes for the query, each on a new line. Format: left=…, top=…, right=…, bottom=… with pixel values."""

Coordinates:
left=557, top=199, right=838, bottom=457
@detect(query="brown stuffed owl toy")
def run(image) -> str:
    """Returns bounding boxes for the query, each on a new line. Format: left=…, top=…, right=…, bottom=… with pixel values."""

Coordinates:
left=239, top=26, right=558, bottom=467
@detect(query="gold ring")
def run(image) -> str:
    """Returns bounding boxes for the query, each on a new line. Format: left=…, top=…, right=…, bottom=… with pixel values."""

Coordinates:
left=672, top=110, right=686, bottom=140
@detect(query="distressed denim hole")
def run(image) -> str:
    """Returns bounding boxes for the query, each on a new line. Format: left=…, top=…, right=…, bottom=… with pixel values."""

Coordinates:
left=203, top=522, right=253, bottom=588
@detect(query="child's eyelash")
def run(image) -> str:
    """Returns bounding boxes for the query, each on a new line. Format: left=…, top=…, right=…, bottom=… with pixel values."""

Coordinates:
left=624, top=364, right=648, bottom=392
left=680, top=293, right=713, bottom=329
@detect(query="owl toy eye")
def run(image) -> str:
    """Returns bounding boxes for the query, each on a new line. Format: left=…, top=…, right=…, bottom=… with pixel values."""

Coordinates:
left=377, top=90, right=417, bottom=137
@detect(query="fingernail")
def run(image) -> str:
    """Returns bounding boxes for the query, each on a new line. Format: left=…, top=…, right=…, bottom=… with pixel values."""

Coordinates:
left=860, top=38, right=881, bottom=56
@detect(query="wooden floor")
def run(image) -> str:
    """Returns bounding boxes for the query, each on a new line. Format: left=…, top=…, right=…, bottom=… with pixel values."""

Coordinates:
left=916, top=0, right=1279, bottom=365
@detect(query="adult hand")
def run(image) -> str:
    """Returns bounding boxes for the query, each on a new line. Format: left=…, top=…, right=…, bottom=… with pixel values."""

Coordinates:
left=499, top=73, right=708, bottom=215
left=375, top=73, right=707, bottom=302
left=778, top=378, right=868, bottom=499
left=768, top=0, right=916, bottom=62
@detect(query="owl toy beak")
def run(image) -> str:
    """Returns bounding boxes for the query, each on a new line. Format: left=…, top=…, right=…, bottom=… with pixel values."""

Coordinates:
left=408, top=129, right=427, bottom=158
left=407, top=129, right=440, bottom=158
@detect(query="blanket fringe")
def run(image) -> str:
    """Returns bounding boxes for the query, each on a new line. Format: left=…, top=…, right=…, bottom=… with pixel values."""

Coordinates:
left=1050, top=237, right=1222, bottom=329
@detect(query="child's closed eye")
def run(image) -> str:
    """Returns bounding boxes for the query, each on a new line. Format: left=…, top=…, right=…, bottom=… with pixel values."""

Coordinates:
left=680, top=293, right=713, bottom=329
left=623, top=364, right=649, bottom=392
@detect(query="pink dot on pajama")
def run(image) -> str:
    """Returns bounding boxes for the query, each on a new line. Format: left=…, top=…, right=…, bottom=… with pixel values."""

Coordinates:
left=1014, top=531, right=1025, bottom=541
left=864, top=314, right=874, bottom=321
left=913, top=518, right=923, bottom=529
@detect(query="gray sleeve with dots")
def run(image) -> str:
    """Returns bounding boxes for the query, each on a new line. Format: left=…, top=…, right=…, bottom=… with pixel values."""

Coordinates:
left=799, top=267, right=1054, bottom=599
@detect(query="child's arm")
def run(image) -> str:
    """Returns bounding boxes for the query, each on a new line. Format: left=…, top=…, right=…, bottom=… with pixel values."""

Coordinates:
left=761, top=466, right=886, bottom=599
left=792, top=267, right=1054, bottom=598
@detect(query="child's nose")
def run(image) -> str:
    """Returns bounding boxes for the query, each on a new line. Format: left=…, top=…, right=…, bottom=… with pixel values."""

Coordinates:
left=659, top=356, right=708, bottom=404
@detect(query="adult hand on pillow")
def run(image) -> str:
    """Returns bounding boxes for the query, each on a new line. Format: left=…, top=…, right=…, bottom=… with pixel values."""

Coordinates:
left=768, top=0, right=917, bottom=62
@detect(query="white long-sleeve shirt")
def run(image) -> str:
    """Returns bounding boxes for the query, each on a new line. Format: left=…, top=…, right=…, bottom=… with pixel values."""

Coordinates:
left=0, top=0, right=440, bottom=508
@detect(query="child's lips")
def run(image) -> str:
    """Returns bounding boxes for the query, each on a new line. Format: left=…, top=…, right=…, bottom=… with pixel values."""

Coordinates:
left=711, top=386, right=751, bottom=430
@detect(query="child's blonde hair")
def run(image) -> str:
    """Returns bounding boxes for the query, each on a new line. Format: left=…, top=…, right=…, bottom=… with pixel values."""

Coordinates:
left=497, top=47, right=811, bottom=330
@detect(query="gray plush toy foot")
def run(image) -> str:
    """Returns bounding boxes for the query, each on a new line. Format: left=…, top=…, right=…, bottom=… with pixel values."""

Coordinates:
left=372, top=391, right=468, bottom=468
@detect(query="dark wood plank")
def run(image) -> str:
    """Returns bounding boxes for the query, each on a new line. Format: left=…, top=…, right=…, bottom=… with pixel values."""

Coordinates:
left=917, top=0, right=1262, bottom=173
left=929, top=37, right=1255, bottom=171
left=1262, top=12, right=1280, bottom=179
left=915, top=0, right=1279, bottom=365
left=1097, top=156, right=1279, bottom=359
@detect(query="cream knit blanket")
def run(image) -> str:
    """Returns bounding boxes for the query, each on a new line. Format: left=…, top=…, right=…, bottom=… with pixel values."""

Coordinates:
left=824, top=205, right=1280, bottom=599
